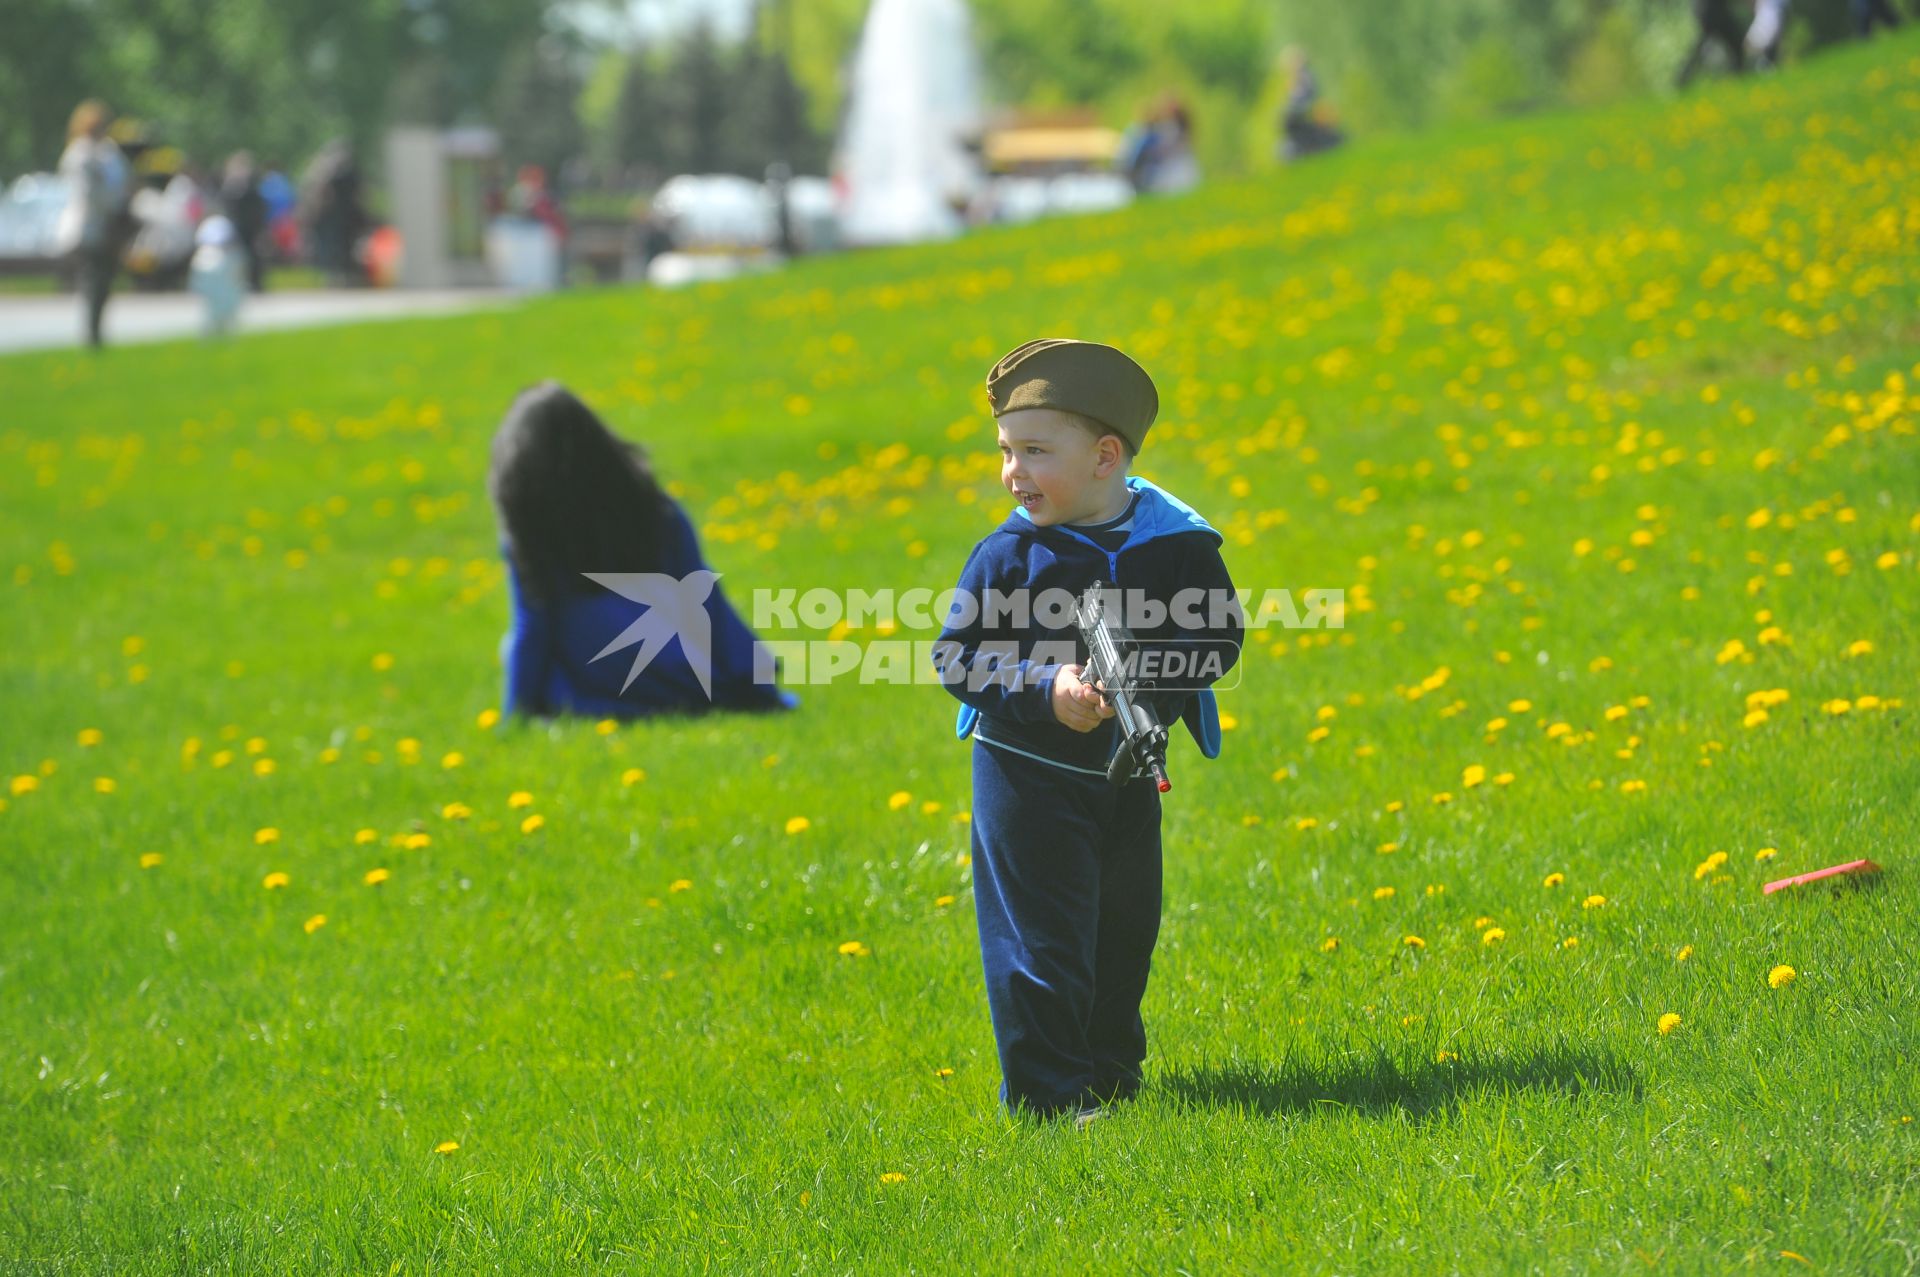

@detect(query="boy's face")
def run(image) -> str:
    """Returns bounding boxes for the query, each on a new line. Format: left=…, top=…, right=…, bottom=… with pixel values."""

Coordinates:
left=996, top=408, right=1127, bottom=526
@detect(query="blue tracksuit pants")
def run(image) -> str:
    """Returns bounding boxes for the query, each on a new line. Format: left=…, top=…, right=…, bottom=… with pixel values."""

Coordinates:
left=969, top=740, right=1163, bottom=1115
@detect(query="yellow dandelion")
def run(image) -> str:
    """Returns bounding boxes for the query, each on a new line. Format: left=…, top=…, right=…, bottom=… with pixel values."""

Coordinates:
left=1295, top=816, right=1319, bottom=830
left=520, top=814, right=545, bottom=834
left=1676, top=945, right=1694, bottom=962
left=1403, top=935, right=1426, bottom=949
left=1562, top=936, right=1579, bottom=949
left=1544, top=872, right=1565, bottom=888
left=1321, top=936, right=1340, bottom=952
left=435, top=1141, right=459, bottom=1155
left=1482, top=927, right=1506, bottom=946
left=441, top=752, right=464, bottom=769
left=1754, top=847, right=1777, bottom=861
left=139, top=852, right=163, bottom=869
left=1494, top=772, right=1515, bottom=786
left=262, top=871, right=289, bottom=889
left=371, top=652, right=395, bottom=671
left=303, top=914, right=327, bottom=934
left=1431, top=791, right=1453, bottom=805
left=93, top=777, right=117, bottom=794
left=1434, top=1049, right=1458, bottom=1063
left=935, top=1067, right=954, bottom=1078
left=595, top=718, right=618, bottom=736
left=1582, top=894, right=1607, bottom=909
left=879, top=1172, right=906, bottom=1185
left=1508, top=699, right=1532, bottom=713
left=669, top=878, right=692, bottom=893
left=1385, top=800, right=1404, bottom=813
left=441, top=802, right=471, bottom=821
left=622, top=768, right=646, bottom=786
left=404, top=832, right=431, bottom=850
left=255, top=827, right=280, bottom=845
left=364, top=867, right=390, bottom=886
left=1377, top=841, right=1400, bottom=854
left=1657, top=1012, right=1682, bottom=1035
left=252, top=759, right=276, bottom=777
left=1372, top=886, right=1396, bottom=901
left=77, top=728, right=103, bottom=747
left=786, top=815, right=811, bottom=835
left=1462, top=764, right=1486, bottom=788
left=837, top=940, right=871, bottom=957
left=935, top=894, right=956, bottom=907
left=11, top=775, right=39, bottom=796
left=508, top=791, right=534, bottom=809
left=476, top=708, right=500, bottom=730
left=1768, top=964, right=1796, bottom=989
left=355, top=828, right=378, bottom=844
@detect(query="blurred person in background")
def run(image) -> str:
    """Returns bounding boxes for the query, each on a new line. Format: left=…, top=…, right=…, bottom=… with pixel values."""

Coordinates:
left=1677, top=0, right=1748, bottom=88
left=1279, top=47, right=1344, bottom=163
left=300, top=140, right=367, bottom=287
left=1747, top=0, right=1791, bottom=68
left=54, top=99, right=132, bottom=349
left=1851, top=0, right=1901, bottom=34
left=220, top=151, right=270, bottom=291
left=188, top=214, right=246, bottom=337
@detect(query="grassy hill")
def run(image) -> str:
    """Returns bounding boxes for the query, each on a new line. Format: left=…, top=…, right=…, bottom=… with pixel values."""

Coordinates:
left=3, top=35, right=1918, bottom=1273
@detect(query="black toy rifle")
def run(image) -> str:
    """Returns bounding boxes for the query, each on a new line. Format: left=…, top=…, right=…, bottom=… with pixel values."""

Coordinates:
left=1075, top=582, right=1173, bottom=793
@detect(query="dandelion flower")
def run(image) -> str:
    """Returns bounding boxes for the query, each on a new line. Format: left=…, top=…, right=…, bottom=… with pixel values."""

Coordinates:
left=1482, top=928, right=1506, bottom=946
left=441, top=752, right=464, bottom=769
left=786, top=815, right=811, bottom=834
left=11, top=775, right=40, bottom=796
left=879, top=1172, right=906, bottom=1185
left=1372, top=886, right=1396, bottom=901
left=435, top=1141, right=459, bottom=1155
left=669, top=878, right=692, bottom=893
left=520, top=814, right=545, bottom=834
left=404, top=832, right=431, bottom=850
left=1321, top=936, right=1340, bottom=952
left=1754, top=847, right=1777, bottom=861
left=441, top=802, right=471, bottom=821
left=1658, top=1012, right=1682, bottom=1035
left=139, top=852, right=163, bottom=869
left=255, top=827, right=280, bottom=845
left=1544, top=872, right=1565, bottom=888
left=93, top=777, right=117, bottom=794
left=476, top=708, right=500, bottom=729
left=304, top=914, right=327, bottom=934
left=1582, top=894, right=1607, bottom=910
left=1562, top=936, right=1579, bottom=949
left=508, top=791, right=534, bottom=809
left=1768, top=964, right=1796, bottom=989
left=1462, top=764, right=1486, bottom=788
left=1676, top=945, right=1694, bottom=962
left=1377, top=841, right=1400, bottom=854
left=1434, top=1049, right=1457, bottom=1063
left=1403, top=935, right=1426, bottom=949
left=262, top=871, right=289, bottom=889
left=935, top=1067, right=954, bottom=1078
left=837, top=940, right=871, bottom=957
left=355, top=828, right=378, bottom=844
left=622, top=768, right=646, bottom=786
left=77, top=728, right=103, bottom=747
left=935, top=895, right=956, bottom=907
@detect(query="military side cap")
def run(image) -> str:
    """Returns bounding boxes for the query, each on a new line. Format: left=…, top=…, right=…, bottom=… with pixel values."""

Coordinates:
left=986, top=338, right=1159, bottom=452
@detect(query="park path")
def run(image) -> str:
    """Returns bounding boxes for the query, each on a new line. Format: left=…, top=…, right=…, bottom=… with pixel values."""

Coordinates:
left=0, top=287, right=517, bottom=354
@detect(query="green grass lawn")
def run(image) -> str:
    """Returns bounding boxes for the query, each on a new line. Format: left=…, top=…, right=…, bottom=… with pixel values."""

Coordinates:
left=4, top=37, right=1919, bottom=1274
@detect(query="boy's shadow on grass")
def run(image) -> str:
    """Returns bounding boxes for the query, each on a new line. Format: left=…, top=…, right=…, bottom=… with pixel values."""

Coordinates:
left=1159, top=1044, right=1637, bottom=1119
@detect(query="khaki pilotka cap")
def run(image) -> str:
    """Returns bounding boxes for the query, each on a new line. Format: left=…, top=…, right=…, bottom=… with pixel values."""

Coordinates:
left=985, top=338, right=1159, bottom=453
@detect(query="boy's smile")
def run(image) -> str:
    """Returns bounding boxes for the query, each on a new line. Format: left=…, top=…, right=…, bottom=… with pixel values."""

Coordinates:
left=997, top=408, right=1130, bottom=528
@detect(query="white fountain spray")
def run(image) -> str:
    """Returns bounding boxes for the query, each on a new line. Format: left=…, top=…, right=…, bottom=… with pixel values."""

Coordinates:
left=836, top=0, right=984, bottom=246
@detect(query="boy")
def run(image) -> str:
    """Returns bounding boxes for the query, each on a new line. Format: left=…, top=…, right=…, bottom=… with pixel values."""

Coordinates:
left=933, top=338, right=1242, bottom=1120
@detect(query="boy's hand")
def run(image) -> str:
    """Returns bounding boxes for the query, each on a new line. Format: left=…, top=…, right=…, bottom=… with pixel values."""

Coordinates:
left=1051, top=664, right=1116, bottom=733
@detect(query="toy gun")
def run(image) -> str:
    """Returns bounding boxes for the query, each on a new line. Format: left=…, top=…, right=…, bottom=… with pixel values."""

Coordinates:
left=1076, top=582, right=1172, bottom=793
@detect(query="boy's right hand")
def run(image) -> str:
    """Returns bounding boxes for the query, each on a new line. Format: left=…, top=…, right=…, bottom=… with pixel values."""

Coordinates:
left=1051, top=664, right=1116, bottom=733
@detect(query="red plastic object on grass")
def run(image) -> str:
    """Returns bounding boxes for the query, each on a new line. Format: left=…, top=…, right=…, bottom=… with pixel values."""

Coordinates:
left=1763, top=859, right=1882, bottom=894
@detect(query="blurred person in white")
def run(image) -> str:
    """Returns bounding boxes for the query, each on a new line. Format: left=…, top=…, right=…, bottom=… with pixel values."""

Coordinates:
left=189, top=215, right=247, bottom=338
left=55, top=99, right=132, bottom=349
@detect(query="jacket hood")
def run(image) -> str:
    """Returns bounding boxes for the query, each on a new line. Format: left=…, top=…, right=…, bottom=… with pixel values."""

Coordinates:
left=996, top=475, right=1221, bottom=550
